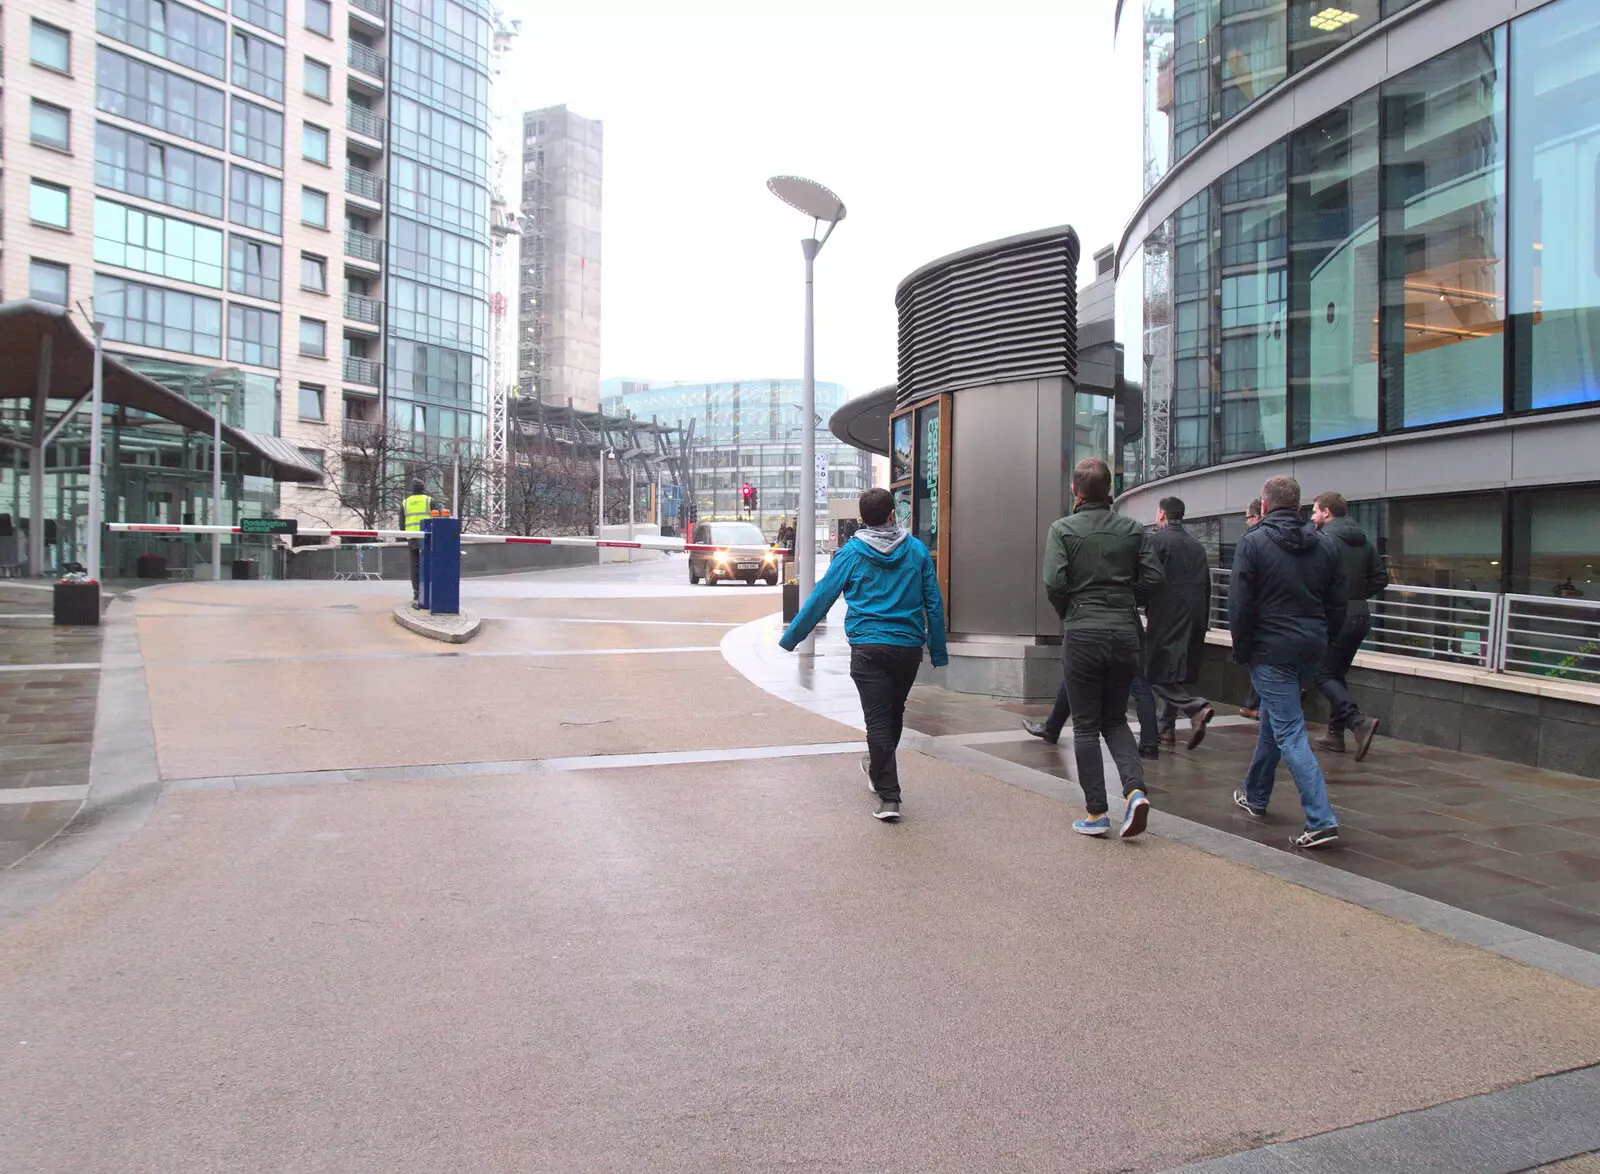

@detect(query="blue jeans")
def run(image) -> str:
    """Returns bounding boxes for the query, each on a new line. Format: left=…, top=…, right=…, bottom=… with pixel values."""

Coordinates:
left=1243, top=663, right=1338, bottom=831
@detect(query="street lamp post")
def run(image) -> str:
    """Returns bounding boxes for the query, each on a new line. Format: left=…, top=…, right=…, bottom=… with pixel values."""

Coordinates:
left=767, top=176, right=846, bottom=654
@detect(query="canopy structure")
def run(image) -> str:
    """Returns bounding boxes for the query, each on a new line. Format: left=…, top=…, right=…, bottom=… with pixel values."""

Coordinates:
left=829, top=383, right=894, bottom=457
left=0, top=299, right=321, bottom=482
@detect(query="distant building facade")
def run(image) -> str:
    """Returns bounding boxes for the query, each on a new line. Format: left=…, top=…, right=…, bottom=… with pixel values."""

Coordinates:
left=518, top=105, right=602, bottom=410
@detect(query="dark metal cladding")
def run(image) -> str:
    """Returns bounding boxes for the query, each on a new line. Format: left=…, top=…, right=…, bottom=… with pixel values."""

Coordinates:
left=894, top=227, right=1080, bottom=409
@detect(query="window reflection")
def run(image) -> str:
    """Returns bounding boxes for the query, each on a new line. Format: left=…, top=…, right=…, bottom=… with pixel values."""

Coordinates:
left=1219, top=143, right=1287, bottom=456
left=1288, top=0, right=1379, bottom=73
left=1380, top=33, right=1508, bottom=430
left=1387, top=494, right=1501, bottom=591
left=1510, top=487, right=1600, bottom=597
left=1290, top=92, right=1380, bottom=443
left=1220, top=0, right=1286, bottom=120
left=1509, top=0, right=1600, bottom=411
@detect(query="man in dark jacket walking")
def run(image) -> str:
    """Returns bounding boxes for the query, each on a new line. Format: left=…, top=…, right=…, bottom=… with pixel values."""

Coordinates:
left=1311, top=492, right=1386, bottom=760
left=779, top=488, right=948, bottom=822
left=1043, top=457, right=1164, bottom=839
left=1146, top=497, right=1214, bottom=750
left=1229, top=476, right=1347, bottom=850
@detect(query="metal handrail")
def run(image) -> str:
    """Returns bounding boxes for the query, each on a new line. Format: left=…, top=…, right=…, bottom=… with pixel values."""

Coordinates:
left=345, top=229, right=382, bottom=264
left=1500, top=593, right=1600, bottom=685
left=343, top=357, right=381, bottom=387
left=344, top=292, right=381, bottom=325
left=345, top=166, right=382, bottom=202
left=348, top=42, right=386, bottom=79
left=349, top=0, right=384, bottom=18
left=347, top=106, right=385, bottom=140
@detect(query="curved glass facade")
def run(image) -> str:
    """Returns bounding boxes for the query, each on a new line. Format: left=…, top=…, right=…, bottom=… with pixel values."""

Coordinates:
left=1118, top=0, right=1600, bottom=493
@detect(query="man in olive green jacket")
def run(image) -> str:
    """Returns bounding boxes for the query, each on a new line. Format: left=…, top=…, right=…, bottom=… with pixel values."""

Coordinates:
left=1043, top=457, right=1165, bottom=839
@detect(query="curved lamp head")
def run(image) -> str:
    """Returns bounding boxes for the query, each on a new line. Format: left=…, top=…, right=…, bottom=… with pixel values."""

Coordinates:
left=767, top=175, right=847, bottom=224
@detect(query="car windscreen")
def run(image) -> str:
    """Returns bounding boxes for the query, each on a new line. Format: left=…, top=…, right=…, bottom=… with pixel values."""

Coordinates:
left=708, top=524, right=766, bottom=547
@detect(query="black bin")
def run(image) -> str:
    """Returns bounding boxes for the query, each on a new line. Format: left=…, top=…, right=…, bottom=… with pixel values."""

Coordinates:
left=53, top=581, right=100, bottom=627
left=231, top=559, right=258, bottom=580
left=136, top=553, right=168, bottom=579
left=782, top=581, right=800, bottom=624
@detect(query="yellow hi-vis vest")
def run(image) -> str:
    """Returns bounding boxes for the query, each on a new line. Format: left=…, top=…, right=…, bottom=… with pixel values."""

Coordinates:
left=403, top=494, right=431, bottom=532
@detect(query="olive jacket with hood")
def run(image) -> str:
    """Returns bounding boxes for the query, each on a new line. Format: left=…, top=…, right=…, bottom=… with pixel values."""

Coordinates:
left=1228, top=507, right=1348, bottom=667
left=1320, top=514, right=1388, bottom=618
left=779, top=525, right=949, bottom=666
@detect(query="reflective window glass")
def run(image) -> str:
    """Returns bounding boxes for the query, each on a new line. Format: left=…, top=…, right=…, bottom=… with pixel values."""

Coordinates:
left=30, top=21, right=71, bottom=72
left=1509, top=0, right=1600, bottom=412
left=1387, top=494, right=1501, bottom=592
left=1218, top=142, right=1288, bottom=457
left=299, top=318, right=326, bottom=356
left=96, top=47, right=226, bottom=149
left=30, top=101, right=71, bottom=151
left=230, top=96, right=283, bottom=168
left=1379, top=32, right=1507, bottom=430
left=228, top=235, right=281, bottom=300
left=298, top=383, right=324, bottom=419
left=96, top=124, right=225, bottom=220
left=98, top=0, right=226, bottom=78
left=1511, top=486, right=1600, bottom=598
left=1219, top=0, right=1286, bottom=121
left=1287, top=1, right=1379, bottom=74
left=1290, top=91, right=1380, bottom=444
left=29, top=260, right=70, bottom=305
left=232, top=29, right=285, bottom=101
left=305, top=0, right=330, bottom=36
left=228, top=165, right=283, bottom=235
left=233, top=0, right=285, bottom=36
left=227, top=304, right=281, bottom=368
left=30, top=181, right=70, bottom=229
left=301, top=187, right=328, bottom=228
left=92, top=274, right=223, bottom=358
left=304, top=57, right=330, bottom=99
left=94, top=198, right=225, bottom=288
left=303, top=123, right=329, bottom=165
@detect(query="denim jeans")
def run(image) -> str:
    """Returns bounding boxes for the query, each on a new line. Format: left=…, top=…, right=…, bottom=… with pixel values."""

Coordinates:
left=1063, top=630, right=1146, bottom=816
left=1315, top=614, right=1370, bottom=734
left=1243, top=663, right=1338, bottom=831
left=850, top=643, right=923, bottom=802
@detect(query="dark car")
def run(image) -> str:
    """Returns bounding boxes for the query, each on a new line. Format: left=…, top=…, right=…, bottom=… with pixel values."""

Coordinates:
left=688, top=521, right=778, bottom=586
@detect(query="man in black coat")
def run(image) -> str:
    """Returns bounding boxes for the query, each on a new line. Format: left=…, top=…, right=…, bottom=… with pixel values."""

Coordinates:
left=1310, top=491, right=1387, bottom=760
left=1229, top=476, right=1348, bottom=850
left=1145, top=496, right=1214, bottom=750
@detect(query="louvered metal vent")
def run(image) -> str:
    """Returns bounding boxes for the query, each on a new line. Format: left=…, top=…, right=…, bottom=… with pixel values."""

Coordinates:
left=894, top=227, right=1079, bottom=409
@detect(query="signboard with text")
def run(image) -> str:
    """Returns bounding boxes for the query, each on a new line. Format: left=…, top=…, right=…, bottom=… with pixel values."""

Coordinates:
left=238, top=518, right=298, bottom=535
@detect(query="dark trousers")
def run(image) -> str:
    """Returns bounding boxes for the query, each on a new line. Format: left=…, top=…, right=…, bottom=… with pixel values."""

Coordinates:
left=1063, top=630, right=1146, bottom=816
left=1150, top=675, right=1208, bottom=735
left=408, top=540, right=421, bottom=602
left=850, top=643, right=923, bottom=803
left=1045, top=664, right=1159, bottom=749
left=1315, top=613, right=1370, bottom=733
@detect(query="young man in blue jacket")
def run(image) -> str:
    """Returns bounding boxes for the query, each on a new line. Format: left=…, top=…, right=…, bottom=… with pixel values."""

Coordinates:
left=779, top=488, right=948, bottom=821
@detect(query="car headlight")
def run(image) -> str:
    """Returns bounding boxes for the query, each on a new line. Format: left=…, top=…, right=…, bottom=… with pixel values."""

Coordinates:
left=763, top=551, right=778, bottom=565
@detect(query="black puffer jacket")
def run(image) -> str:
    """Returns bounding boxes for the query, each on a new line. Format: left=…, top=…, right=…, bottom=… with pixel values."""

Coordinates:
left=1320, top=514, right=1387, bottom=618
left=1228, top=509, right=1348, bottom=667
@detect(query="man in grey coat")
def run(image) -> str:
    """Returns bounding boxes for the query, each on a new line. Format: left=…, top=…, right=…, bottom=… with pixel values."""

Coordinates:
left=1145, top=496, right=1214, bottom=750
left=1311, top=491, right=1386, bottom=760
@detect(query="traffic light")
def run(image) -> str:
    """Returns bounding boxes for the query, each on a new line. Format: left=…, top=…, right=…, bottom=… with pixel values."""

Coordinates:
left=741, top=483, right=755, bottom=512
left=750, top=486, right=759, bottom=511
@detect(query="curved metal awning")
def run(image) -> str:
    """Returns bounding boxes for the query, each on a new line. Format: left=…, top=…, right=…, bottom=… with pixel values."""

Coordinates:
left=0, top=300, right=321, bottom=482
left=829, top=384, right=894, bottom=457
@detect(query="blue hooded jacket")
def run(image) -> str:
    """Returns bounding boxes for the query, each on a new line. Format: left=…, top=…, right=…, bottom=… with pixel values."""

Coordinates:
left=778, top=526, right=949, bottom=666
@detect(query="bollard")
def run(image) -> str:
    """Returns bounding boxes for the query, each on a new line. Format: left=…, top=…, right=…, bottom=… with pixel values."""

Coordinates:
left=423, top=515, right=461, bottom=615
left=417, top=523, right=433, bottom=611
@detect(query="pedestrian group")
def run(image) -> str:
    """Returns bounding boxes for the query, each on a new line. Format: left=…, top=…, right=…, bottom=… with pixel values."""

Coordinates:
left=778, top=463, right=1386, bottom=846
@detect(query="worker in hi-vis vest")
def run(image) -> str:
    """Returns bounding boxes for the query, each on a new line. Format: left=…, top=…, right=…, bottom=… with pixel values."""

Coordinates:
left=400, top=479, right=434, bottom=605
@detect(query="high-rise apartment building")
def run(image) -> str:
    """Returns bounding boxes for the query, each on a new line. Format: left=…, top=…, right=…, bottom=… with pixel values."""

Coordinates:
left=518, top=105, right=602, bottom=411
left=0, top=0, right=495, bottom=528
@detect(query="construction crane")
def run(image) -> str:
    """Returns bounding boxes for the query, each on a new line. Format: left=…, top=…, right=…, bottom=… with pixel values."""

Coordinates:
left=485, top=10, right=522, bottom=530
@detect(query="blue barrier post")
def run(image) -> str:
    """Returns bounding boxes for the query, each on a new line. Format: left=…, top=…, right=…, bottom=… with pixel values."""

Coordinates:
left=417, top=522, right=433, bottom=611
left=425, top=516, right=461, bottom=615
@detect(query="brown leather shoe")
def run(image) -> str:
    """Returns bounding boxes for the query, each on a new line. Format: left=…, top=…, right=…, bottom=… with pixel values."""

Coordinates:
left=1352, top=716, right=1380, bottom=763
left=1239, top=707, right=1259, bottom=720
left=1186, top=705, right=1214, bottom=750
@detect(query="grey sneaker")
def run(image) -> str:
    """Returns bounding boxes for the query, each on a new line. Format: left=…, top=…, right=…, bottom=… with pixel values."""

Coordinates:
left=1314, top=730, right=1346, bottom=753
left=1292, top=825, right=1339, bottom=850
left=873, top=799, right=901, bottom=821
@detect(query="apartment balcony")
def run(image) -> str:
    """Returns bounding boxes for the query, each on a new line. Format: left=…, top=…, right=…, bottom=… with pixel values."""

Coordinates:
left=343, top=356, right=382, bottom=388
left=348, top=42, right=386, bottom=82
left=347, top=105, right=385, bottom=143
left=344, top=291, right=382, bottom=330
left=345, top=165, right=383, bottom=207
left=342, top=419, right=382, bottom=446
left=348, top=0, right=386, bottom=28
left=344, top=229, right=383, bottom=270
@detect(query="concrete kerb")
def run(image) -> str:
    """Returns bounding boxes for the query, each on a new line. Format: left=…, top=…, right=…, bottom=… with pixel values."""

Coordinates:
left=392, top=604, right=483, bottom=644
left=719, top=611, right=1600, bottom=992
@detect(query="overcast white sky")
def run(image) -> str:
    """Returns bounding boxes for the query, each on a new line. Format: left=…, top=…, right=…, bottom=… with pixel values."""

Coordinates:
left=500, top=0, right=1134, bottom=399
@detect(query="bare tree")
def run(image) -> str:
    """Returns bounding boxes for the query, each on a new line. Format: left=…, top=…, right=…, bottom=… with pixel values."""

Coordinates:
left=301, top=420, right=413, bottom=530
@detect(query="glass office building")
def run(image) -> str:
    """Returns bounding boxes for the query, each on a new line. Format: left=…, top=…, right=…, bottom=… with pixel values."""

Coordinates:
left=1113, top=0, right=1600, bottom=596
left=601, top=379, right=870, bottom=535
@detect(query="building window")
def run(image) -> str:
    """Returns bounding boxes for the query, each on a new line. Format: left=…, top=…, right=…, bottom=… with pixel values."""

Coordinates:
left=411, top=403, right=427, bottom=433
left=1217, top=143, right=1288, bottom=459
left=232, top=29, right=285, bottom=101
left=301, top=187, right=328, bottom=228
left=304, top=57, right=330, bottom=100
left=230, top=96, right=284, bottom=169
left=300, top=253, right=327, bottom=291
left=30, top=20, right=71, bottom=73
left=1380, top=32, right=1508, bottom=431
left=233, top=0, right=286, bottom=36
left=228, top=165, right=283, bottom=235
left=1387, top=493, right=1502, bottom=592
left=1510, top=0, right=1600, bottom=413
left=302, top=123, right=329, bottom=165
left=92, top=274, right=224, bottom=358
left=305, top=0, right=331, bottom=37
left=227, top=304, right=281, bottom=368
left=228, top=235, right=282, bottom=301
left=29, top=260, right=70, bottom=306
left=96, top=48, right=226, bottom=150
left=1289, top=91, right=1380, bottom=445
left=1288, top=1, right=1380, bottom=75
left=30, top=101, right=71, bottom=152
left=298, top=383, right=325, bottom=420
left=96, top=125, right=225, bottom=220
left=297, top=447, right=325, bottom=473
left=94, top=198, right=226, bottom=288
left=98, top=0, right=227, bottom=79
left=30, top=181, right=70, bottom=229
left=299, top=317, right=327, bottom=357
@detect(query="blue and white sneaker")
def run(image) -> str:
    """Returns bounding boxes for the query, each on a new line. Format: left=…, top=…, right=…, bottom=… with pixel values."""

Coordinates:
left=1120, top=790, right=1150, bottom=839
left=1073, top=814, right=1112, bottom=837
left=1232, top=789, right=1267, bottom=818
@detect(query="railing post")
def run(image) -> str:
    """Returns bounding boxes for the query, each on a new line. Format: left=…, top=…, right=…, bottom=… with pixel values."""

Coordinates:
left=1488, top=593, right=1506, bottom=674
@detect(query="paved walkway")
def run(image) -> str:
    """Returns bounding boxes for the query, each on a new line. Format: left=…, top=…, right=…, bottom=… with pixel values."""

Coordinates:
left=4, top=560, right=1600, bottom=1173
